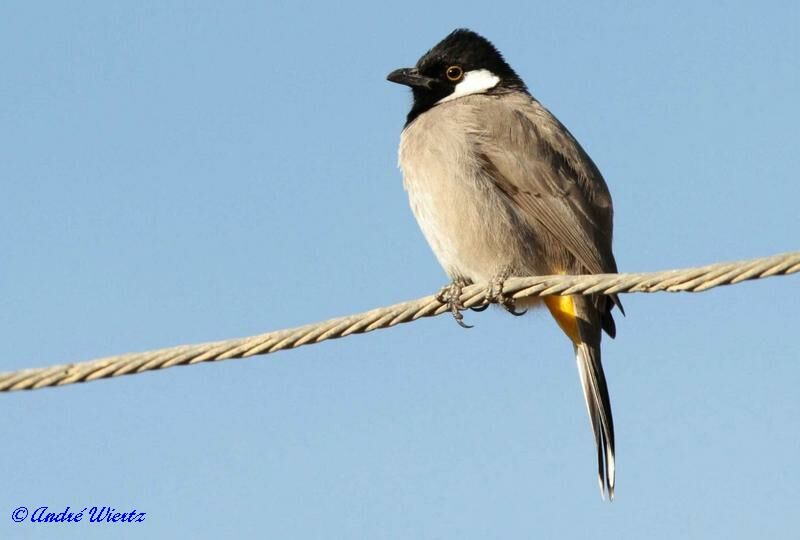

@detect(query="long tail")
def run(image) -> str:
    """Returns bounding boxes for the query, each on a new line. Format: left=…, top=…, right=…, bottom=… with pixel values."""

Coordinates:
left=575, top=340, right=615, bottom=499
left=545, top=295, right=616, bottom=500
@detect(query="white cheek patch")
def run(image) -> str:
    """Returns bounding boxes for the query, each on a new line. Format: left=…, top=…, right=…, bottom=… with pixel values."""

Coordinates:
left=436, top=69, right=501, bottom=104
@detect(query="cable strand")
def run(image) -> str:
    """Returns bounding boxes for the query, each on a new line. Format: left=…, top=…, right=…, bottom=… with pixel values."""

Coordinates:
left=2, top=251, right=798, bottom=393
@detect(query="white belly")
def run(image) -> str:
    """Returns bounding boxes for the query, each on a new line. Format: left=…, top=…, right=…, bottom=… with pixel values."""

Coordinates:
left=398, top=103, right=536, bottom=283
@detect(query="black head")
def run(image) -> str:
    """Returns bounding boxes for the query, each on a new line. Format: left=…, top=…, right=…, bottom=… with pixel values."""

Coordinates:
left=387, top=29, right=527, bottom=125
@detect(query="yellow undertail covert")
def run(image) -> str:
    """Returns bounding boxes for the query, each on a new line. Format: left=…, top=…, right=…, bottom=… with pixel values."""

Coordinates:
left=544, top=295, right=580, bottom=344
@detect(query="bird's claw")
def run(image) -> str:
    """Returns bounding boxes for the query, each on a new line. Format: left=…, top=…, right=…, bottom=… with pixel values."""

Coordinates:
left=436, top=281, right=473, bottom=328
left=486, top=276, right=527, bottom=316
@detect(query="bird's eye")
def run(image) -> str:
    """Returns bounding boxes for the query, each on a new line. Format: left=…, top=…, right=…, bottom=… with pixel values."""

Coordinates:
left=445, top=65, right=464, bottom=82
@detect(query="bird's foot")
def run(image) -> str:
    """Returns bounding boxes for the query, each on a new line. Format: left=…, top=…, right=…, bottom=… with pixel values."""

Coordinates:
left=436, top=279, right=474, bottom=329
left=485, top=276, right=527, bottom=316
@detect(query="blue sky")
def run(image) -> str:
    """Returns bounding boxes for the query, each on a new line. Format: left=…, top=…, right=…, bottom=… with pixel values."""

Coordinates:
left=2, top=1, right=799, bottom=538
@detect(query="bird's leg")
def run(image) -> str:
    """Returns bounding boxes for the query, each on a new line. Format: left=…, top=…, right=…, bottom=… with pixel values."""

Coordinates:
left=469, top=274, right=490, bottom=312
left=436, top=278, right=474, bottom=329
left=485, top=274, right=527, bottom=316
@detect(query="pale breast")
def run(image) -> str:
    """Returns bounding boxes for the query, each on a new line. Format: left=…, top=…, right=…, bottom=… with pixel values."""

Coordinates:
left=397, top=100, right=538, bottom=283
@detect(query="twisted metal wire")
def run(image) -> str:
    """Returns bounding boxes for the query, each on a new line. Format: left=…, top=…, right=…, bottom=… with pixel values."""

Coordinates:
left=2, top=251, right=798, bottom=393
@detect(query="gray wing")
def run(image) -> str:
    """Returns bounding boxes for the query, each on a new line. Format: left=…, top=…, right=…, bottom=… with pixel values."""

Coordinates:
left=471, top=93, right=618, bottom=277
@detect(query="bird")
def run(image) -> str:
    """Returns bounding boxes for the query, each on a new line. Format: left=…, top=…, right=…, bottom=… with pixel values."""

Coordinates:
left=387, top=29, right=623, bottom=499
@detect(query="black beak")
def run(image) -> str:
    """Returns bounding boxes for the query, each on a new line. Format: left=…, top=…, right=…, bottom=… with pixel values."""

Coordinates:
left=387, top=67, right=436, bottom=89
